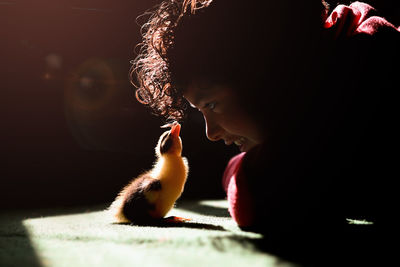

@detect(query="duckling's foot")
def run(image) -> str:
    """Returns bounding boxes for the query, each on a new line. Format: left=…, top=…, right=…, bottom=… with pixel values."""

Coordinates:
left=164, top=216, right=192, bottom=223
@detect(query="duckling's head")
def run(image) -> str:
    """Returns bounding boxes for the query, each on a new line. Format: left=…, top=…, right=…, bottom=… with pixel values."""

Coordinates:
left=156, top=122, right=183, bottom=157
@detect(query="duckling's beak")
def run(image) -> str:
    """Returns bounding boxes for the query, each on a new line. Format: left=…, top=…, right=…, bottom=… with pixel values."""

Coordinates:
left=170, top=123, right=181, bottom=138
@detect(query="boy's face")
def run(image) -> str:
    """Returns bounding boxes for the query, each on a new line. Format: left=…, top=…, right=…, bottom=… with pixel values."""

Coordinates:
left=184, top=84, right=264, bottom=152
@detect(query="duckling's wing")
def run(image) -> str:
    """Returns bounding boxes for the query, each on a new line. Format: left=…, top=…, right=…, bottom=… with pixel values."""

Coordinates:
left=141, top=178, right=162, bottom=203
left=121, top=176, right=162, bottom=223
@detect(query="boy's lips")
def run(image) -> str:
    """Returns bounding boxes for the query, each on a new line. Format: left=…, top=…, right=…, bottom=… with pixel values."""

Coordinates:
left=224, top=137, right=247, bottom=151
left=233, top=137, right=246, bottom=147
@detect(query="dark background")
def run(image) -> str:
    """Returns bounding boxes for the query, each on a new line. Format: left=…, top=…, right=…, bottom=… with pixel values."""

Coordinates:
left=0, top=0, right=398, bottom=209
left=0, top=0, right=238, bottom=209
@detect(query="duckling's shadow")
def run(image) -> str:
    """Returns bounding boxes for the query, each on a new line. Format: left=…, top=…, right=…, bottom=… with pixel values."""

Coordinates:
left=113, top=217, right=226, bottom=231
left=176, top=201, right=230, bottom=218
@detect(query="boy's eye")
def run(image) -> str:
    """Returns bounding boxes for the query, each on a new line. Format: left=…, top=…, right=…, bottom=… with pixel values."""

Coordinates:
left=205, top=102, right=216, bottom=110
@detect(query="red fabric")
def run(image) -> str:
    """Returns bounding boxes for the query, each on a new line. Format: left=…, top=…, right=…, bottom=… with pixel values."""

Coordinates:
left=222, top=152, right=255, bottom=227
left=324, top=1, right=399, bottom=38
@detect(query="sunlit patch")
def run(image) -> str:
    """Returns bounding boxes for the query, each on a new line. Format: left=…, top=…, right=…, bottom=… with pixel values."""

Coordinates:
left=0, top=200, right=286, bottom=266
left=346, top=218, right=374, bottom=225
left=199, top=200, right=229, bottom=209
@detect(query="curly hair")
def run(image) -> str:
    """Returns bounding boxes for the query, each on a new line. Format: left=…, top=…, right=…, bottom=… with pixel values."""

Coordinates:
left=131, top=0, right=329, bottom=122
left=130, top=0, right=213, bottom=121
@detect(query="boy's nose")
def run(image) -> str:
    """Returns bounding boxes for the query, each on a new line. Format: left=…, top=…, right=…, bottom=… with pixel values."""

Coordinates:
left=204, top=115, right=223, bottom=141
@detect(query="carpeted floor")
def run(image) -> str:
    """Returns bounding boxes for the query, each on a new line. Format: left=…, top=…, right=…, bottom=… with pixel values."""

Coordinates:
left=0, top=200, right=298, bottom=267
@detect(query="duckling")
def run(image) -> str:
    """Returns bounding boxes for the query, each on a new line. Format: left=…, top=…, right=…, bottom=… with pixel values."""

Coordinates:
left=109, top=122, right=189, bottom=224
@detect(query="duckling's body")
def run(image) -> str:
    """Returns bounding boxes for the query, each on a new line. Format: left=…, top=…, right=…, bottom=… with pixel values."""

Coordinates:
left=109, top=123, right=189, bottom=224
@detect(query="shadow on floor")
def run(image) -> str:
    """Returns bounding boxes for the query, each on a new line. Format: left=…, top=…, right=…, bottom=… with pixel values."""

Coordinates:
left=113, top=217, right=227, bottom=231
left=176, top=200, right=230, bottom=218
left=241, top=222, right=380, bottom=267
left=0, top=214, right=42, bottom=267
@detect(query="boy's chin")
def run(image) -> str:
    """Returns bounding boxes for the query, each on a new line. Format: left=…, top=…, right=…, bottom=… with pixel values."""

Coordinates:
left=239, top=142, right=256, bottom=153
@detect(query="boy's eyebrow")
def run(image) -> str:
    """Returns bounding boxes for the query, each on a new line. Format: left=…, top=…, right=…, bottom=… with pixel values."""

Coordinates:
left=187, top=87, right=216, bottom=107
left=185, top=84, right=221, bottom=108
left=190, top=94, right=204, bottom=107
left=185, top=91, right=207, bottom=108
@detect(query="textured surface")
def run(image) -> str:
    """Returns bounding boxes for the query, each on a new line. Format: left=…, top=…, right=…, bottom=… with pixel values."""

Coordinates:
left=0, top=200, right=297, bottom=267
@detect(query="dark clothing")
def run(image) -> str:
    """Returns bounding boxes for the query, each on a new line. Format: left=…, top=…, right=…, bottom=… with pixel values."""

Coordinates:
left=223, top=2, right=399, bottom=264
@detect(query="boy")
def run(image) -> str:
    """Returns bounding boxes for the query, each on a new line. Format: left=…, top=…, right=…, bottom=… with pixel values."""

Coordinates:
left=131, top=0, right=399, bottom=259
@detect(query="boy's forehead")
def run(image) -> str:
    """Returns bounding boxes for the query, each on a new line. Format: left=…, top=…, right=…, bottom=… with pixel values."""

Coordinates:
left=183, top=84, right=217, bottom=106
left=184, top=83, right=236, bottom=107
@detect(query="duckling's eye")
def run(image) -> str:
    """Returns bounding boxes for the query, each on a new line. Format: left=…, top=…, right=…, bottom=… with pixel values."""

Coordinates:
left=160, top=133, right=173, bottom=154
